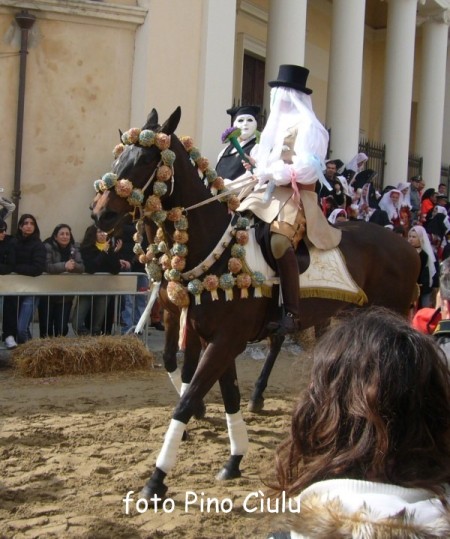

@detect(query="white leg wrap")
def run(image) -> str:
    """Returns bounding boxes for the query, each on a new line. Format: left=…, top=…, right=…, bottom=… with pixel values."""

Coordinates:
left=180, top=382, right=190, bottom=397
left=226, top=411, right=249, bottom=456
left=155, top=419, right=186, bottom=473
left=168, top=368, right=182, bottom=395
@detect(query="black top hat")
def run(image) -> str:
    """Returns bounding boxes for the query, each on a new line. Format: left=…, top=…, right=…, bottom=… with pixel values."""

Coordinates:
left=226, top=105, right=260, bottom=122
left=268, top=64, right=312, bottom=94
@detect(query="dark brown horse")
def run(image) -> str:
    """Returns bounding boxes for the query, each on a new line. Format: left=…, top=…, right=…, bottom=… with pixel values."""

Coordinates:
left=91, top=107, right=420, bottom=498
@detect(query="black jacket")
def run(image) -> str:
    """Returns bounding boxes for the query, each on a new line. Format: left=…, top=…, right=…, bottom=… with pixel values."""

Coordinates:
left=14, top=235, right=46, bottom=276
left=81, top=244, right=121, bottom=274
left=0, top=235, right=16, bottom=274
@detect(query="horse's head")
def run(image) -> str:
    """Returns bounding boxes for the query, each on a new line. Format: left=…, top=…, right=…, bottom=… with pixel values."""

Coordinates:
left=90, top=107, right=181, bottom=232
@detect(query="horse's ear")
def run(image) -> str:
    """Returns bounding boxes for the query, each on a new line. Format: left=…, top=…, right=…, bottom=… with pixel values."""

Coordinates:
left=118, top=129, right=123, bottom=142
left=143, top=109, right=159, bottom=130
left=160, top=106, right=181, bottom=135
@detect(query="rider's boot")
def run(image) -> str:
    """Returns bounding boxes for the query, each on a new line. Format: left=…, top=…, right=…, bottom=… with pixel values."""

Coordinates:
left=268, top=246, right=300, bottom=335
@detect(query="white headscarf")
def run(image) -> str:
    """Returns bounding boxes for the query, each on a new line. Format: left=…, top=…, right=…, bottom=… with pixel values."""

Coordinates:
left=252, top=87, right=329, bottom=188
left=379, top=189, right=402, bottom=221
left=397, top=182, right=412, bottom=209
left=410, top=225, right=436, bottom=287
left=345, top=152, right=368, bottom=173
left=328, top=208, right=347, bottom=224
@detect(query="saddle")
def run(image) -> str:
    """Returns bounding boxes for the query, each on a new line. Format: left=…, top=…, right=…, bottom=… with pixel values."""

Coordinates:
left=253, top=218, right=310, bottom=274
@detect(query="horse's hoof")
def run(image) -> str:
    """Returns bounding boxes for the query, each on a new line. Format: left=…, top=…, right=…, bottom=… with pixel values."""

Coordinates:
left=193, top=400, right=206, bottom=420
left=140, top=481, right=168, bottom=501
left=216, top=466, right=241, bottom=481
left=247, top=397, right=264, bottom=413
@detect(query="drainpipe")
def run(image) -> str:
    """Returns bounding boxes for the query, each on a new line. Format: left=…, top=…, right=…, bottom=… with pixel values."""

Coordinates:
left=12, top=10, right=36, bottom=232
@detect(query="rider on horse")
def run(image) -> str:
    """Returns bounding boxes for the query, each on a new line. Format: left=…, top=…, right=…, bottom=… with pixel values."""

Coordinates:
left=238, top=64, right=341, bottom=335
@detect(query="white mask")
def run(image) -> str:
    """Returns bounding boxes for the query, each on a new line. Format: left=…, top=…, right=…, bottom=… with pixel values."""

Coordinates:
left=233, top=114, right=257, bottom=141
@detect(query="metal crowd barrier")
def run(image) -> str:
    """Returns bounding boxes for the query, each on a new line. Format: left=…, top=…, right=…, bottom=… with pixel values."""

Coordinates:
left=0, top=272, right=151, bottom=346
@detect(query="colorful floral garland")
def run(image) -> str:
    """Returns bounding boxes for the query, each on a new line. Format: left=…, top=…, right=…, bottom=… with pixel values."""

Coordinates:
left=94, top=127, right=267, bottom=308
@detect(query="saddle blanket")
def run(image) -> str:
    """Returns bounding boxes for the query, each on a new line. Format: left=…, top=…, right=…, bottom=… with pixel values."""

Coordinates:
left=246, top=228, right=367, bottom=306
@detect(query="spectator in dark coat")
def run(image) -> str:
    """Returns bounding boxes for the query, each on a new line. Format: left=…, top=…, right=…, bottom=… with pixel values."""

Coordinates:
left=2, top=214, right=46, bottom=348
left=38, top=223, right=84, bottom=338
left=73, top=225, right=126, bottom=335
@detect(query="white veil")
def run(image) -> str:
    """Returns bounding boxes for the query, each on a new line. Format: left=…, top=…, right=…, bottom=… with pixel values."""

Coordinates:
left=252, top=87, right=329, bottom=187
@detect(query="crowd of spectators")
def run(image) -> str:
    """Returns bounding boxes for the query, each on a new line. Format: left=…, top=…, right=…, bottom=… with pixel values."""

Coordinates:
left=318, top=158, right=448, bottom=312
left=0, top=195, right=162, bottom=350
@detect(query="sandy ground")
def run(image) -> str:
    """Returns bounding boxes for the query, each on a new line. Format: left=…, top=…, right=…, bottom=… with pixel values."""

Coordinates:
left=0, top=332, right=314, bottom=539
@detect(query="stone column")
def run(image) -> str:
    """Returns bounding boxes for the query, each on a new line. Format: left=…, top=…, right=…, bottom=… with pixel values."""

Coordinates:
left=415, top=11, right=450, bottom=188
left=326, top=0, right=366, bottom=165
left=264, top=0, right=307, bottom=111
left=381, top=0, right=419, bottom=185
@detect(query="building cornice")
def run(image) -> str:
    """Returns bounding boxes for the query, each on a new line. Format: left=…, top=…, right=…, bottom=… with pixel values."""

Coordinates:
left=0, top=0, right=147, bottom=27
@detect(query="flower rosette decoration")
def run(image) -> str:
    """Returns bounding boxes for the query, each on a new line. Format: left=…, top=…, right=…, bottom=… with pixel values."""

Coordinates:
left=203, top=274, right=219, bottom=301
left=171, top=255, right=186, bottom=272
left=236, top=216, right=251, bottom=230
left=122, top=127, right=141, bottom=145
left=231, top=244, right=246, bottom=260
left=115, top=179, right=133, bottom=199
left=235, top=230, right=249, bottom=246
left=172, top=243, right=188, bottom=258
left=196, top=157, right=209, bottom=173
left=127, top=189, right=144, bottom=207
left=236, top=273, right=252, bottom=299
left=228, top=257, right=242, bottom=275
left=151, top=210, right=167, bottom=225
left=156, top=165, right=172, bottom=182
left=174, top=216, right=188, bottom=231
left=221, top=127, right=254, bottom=172
left=251, top=271, right=265, bottom=298
left=173, top=230, right=189, bottom=244
left=167, top=281, right=189, bottom=308
left=188, top=147, right=201, bottom=163
left=144, top=195, right=162, bottom=214
left=159, top=253, right=171, bottom=270
left=227, top=195, right=240, bottom=212
left=212, top=176, right=225, bottom=191
left=93, top=179, right=104, bottom=193
left=113, top=143, right=125, bottom=159
left=139, top=129, right=155, bottom=147
left=219, top=273, right=235, bottom=301
left=180, top=136, right=194, bottom=152
left=165, top=268, right=181, bottom=282
left=133, top=243, right=144, bottom=256
left=145, top=261, right=163, bottom=282
left=158, top=241, right=168, bottom=254
left=153, top=181, right=168, bottom=197
left=161, top=149, right=176, bottom=167
left=155, top=133, right=171, bottom=151
left=167, top=207, right=183, bottom=222
left=188, top=278, right=204, bottom=305
left=102, top=172, right=118, bottom=190
left=204, top=169, right=218, bottom=185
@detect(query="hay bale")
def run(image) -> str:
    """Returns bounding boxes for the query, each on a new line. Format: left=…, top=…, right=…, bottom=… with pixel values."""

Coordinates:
left=12, top=335, right=154, bottom=378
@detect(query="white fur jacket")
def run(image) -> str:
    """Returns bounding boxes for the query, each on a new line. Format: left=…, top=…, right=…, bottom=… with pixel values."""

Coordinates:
left=269, top=479, right=450, bottom=539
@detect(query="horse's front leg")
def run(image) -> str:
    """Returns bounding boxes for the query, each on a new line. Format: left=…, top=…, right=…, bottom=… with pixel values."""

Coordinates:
left=141, top=337, right=246, bottom=499
left=216, top=362, right=248, bottom=480
left=248, top=333, right=285, bottom=413
left=163, top=308, right=183, bottom=393
left=165, top=314, right=205, bottom=419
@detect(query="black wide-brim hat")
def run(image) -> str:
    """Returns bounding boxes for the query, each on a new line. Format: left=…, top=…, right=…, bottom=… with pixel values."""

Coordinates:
left=268, top=64, right=312, bottom=94
left=226, top=105, right=261, bottom=123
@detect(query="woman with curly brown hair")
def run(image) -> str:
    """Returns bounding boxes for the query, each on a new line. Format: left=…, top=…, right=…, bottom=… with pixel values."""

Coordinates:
left=269, top=307, right=450, bottom=539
